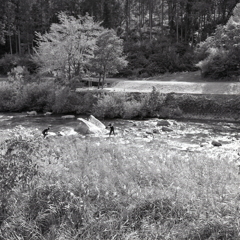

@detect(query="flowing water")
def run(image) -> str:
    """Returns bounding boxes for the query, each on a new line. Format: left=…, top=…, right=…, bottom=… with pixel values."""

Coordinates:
left=0, top=112, right=240, bottom=149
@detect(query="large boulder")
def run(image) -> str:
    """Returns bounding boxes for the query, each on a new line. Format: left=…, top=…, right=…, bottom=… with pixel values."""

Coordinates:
left=75, top=118, right=104, bottom=134
left=88, top=115, right=106, bottom=130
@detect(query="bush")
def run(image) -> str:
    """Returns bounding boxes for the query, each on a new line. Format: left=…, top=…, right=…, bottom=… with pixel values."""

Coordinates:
left=142, top=86, right=165, bottom=117
left=92, top=88, right=166, bottom=119
left=0, top=54, right=20, bottom=74
left=92, top=93, right=125, bottom=118
left=16, top=81, right=56, bottom=112
left=0, top=84, right=18, bottom=111
left=0, top=54, right=38, bottom=75
left=122, top=99, right=145, bottom=119
left=0, top=137, right=39, bottom=225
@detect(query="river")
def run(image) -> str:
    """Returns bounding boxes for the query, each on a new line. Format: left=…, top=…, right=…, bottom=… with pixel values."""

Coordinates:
left=1, top=112, right=240, bottom=152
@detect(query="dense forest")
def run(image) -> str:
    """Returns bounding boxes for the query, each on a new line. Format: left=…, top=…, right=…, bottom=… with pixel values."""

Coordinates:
left=0, top=0, right=239, bottom=78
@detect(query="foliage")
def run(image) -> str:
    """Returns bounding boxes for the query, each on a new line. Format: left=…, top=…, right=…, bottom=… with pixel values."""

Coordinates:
left=143, top=86, right=165, bottom=117
left=0, top=136, right=39, bottom=226
left=90, top=29, right=128, bottom=87
left=0, top=127, right=240, bottom=238
left=0, top=54, right=38, bottom=75
left=122, top=41, right=197, bottom=78
left=34, top=12, right=103, bottom=82
left=196, top=3, right=240, bottom=79
left=92, top=93, right=125, bottom=118
left=19, top=82, right=56, bottom=112
left=0, top=83, right=18, bottom=111
left=0, top=0, right=238, bottom=78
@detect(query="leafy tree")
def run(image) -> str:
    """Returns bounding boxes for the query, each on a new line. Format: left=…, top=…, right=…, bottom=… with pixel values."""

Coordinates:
left=196, top=3, right=240, bottom=79
left=34, top=12, right=103, bottom=85
left=90, top=29, right=128, bottom=88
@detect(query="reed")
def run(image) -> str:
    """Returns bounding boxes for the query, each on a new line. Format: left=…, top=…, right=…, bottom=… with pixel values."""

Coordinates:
left=0, top=132, right=239, bottom=239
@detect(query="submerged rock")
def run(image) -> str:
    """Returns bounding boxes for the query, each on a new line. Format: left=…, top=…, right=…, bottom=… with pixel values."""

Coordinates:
left=44, top=112, right=52, bottom=115
left=211, top=140, right=222, bottom=147
left=162, top=126, right=173, bottom=132
left=27, top=111, right=37, bottom=116
left=157, top=120, right=171, bottom=127
left=58, top=127, right=78, bottom=136
left=61, top=115, right=75, bottom=119
left=153, top=129, right=160, bottom=134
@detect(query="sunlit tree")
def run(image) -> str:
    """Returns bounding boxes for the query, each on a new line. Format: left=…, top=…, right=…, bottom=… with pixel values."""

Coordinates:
left=34, top=12, right=103, bottom=84
left=90, top=29, right=128, bottom=88
left=196, top=3, right=240, bottom=79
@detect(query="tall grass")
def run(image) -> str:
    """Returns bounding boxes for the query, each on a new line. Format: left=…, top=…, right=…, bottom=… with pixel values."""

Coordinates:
left=0, top=130, right=240, bottom=239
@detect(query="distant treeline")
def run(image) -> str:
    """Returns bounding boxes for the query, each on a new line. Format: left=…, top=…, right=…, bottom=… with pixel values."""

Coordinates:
left=0, top=0, right=239, bottom=77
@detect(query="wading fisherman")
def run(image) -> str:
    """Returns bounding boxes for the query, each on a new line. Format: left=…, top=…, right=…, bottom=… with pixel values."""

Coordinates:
left=107, top=123, right=115, bottom=136
left=42, top=126, right=50, bottom=138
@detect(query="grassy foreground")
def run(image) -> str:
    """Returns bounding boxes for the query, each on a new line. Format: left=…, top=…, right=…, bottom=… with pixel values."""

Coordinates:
left=0, top=130, right=240, bottom=239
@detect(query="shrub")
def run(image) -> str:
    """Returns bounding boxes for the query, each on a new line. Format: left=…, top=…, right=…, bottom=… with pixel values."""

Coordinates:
left=75, top=91, right=99, bottom=114
left=92, top=93, right=125, bottom=118
left=0, top=54, right=20, bottom=74
left=142, top=86, right=165, bottom=117
left=0, top=137, right=39, bottom=225
left=122, top=99, right=145, bottom=119
left=0, top=84, right=18, bottom=111
left=0, top=54, right=38, bottom=75
left=18, top=81, right=56, bottom=112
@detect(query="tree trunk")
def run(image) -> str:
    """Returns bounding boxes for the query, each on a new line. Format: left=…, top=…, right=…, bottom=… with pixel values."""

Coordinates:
left=98, top=74, right=102, bottom=89
left=102, top=71, right=106, bottom=89
left=161, top=0, right=164, bottom=35
left=149, top=0, right=153, bottom=41
left=18, top=30, right=21, bottom=55
left=9, top=35, right=12, bottom=55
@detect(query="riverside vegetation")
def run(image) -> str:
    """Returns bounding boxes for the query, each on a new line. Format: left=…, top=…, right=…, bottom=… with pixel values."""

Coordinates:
left=0, top=126, right=240, bottom=239
left=1, top=80, right=240, bottom=121
left=1, top=80, right=240, bottom=239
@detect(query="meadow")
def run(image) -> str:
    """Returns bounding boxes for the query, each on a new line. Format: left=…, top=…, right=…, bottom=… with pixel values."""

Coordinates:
left=0, top=127, right=240, bottom=239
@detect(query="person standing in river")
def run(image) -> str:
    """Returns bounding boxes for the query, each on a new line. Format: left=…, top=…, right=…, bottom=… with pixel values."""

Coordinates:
left=107, top=123, right=115, bottom=136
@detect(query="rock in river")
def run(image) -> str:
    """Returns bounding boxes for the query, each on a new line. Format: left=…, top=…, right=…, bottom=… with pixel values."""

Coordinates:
left=157, top=120, right=171, bottom=127
left=88, top=115, right=106, bottom=130
left=61, top=115, right=75, bottom=119
left=75, top=118, right=104, bottom=134
left=27, top=111, right=37, bottom=116
left=162, top=126, right=173, bottom=132
left=211, top=140, right=222, bottom=147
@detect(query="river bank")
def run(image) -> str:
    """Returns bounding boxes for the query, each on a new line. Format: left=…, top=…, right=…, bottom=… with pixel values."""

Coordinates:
left=1, top=117, right=240, bottom=239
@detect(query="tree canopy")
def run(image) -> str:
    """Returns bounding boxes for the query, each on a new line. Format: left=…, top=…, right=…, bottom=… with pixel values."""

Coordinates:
left=90, top=29, right=128, bottom=87
left=0, top=0, right=239, bottom=79
left=196, top=3, right=240, bottom=79
left=34, top=12, right=103, bottom=82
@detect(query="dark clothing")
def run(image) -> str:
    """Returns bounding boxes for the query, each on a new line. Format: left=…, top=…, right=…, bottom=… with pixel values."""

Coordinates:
left=108, top=123, right=115, bottom=136
left=109, top=125, right=115, bottom=136
left=42, top=128, right=49, bottom=138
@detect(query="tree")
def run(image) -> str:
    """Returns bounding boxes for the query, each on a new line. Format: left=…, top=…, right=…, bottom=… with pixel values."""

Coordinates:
left=196, top=3, right=240, bottom=79
left=34, top=12, right=103, bottom=85
left=90, top=29, right=128, bottom=88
